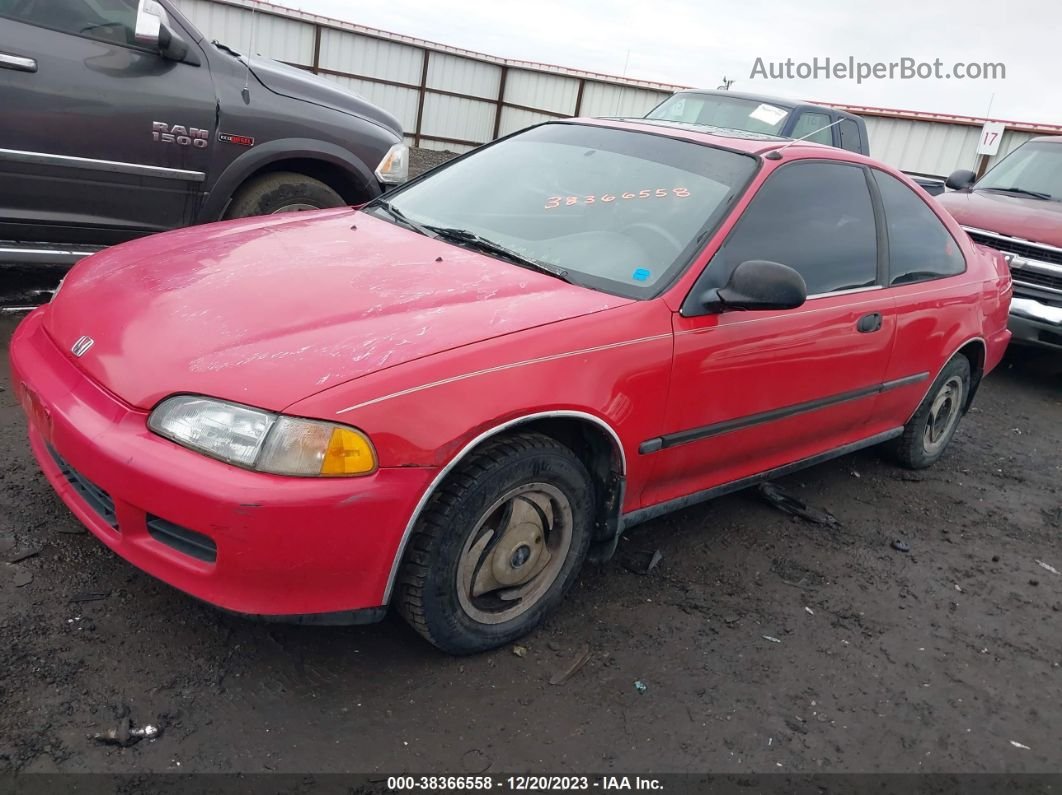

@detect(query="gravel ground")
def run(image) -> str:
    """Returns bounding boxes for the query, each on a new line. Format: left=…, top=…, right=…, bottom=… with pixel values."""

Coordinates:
left=1, top=309, right=1059, bottom=774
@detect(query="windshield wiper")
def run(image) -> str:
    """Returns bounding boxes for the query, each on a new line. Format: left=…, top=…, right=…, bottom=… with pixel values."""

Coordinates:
left=369, top=200, right=434, bottom=237
left=425, top=226, right=573, bottom=283
left=980, top=186, right=1053, bottom=200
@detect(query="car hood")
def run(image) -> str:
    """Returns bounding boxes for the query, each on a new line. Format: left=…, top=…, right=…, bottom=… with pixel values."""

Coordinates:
left=248, top=58, right=403, bottom=138
left=935, top=189, right=1062, bottom=249
left=46, top=209, right=626, bottom=411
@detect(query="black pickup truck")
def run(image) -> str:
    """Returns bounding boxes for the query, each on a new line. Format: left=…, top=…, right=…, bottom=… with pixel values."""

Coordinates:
left=0, top=0, right=407, bottom=264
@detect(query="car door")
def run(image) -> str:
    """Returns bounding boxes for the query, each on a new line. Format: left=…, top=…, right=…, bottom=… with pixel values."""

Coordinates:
left=0, top=0, right=215, bottom=243
left=641, top=159, right=899, bottom=509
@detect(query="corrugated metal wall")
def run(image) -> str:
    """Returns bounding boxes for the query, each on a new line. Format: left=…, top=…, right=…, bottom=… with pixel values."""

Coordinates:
left=173, top=0, right=674, bottom=153
left=173, top=0, right=1056, bottom=173
left=858, top=114, right=1035, bottom=176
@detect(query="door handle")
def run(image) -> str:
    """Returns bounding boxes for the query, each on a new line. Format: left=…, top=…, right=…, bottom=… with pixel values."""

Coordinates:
left=0, top=52, right=37, bottom=72
left=856, top=312, right=883, bottom=333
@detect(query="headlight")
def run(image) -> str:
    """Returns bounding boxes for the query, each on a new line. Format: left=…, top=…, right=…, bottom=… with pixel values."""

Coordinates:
left=374, top=142, right=409, bottom=185
left=148, top=396, right=377, bottom=477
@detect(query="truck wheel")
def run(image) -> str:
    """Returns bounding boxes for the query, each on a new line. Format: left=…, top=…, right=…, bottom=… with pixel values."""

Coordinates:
left=224, top=172, right=345, bottom=218
left=892, top=356, right=971, bottom=470
left=396, top=433, right=594, bottom=655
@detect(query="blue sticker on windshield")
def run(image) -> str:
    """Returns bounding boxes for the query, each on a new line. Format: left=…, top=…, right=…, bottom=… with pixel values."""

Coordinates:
left=632, top=268, right=651, bottom=282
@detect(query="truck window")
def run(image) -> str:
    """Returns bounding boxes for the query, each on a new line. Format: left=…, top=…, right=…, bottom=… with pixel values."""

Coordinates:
left=0, top=0, right=145, bottom=48
left=873, top=170, right=966, bottom=285
left=838, top=119, right=863, bottom=153
left=790, top=112, right=834, bottom=145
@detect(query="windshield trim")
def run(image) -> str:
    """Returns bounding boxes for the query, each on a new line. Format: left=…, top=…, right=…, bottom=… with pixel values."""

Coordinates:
left=365, top=120, right=763, bottom=301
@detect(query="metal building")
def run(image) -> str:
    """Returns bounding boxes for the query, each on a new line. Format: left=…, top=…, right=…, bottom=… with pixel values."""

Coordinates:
left=174, top=0, right=1062, bottom=176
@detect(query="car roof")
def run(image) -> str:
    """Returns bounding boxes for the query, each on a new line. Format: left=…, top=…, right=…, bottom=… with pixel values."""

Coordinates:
left=568, top=116, right=843, bottom=157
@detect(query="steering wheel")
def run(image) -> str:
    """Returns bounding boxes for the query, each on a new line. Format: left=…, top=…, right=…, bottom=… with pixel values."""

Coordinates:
left=623, top=222, right=685, bottom=255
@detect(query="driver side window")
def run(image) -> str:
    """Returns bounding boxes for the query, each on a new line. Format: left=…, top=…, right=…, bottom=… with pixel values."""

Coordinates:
left=699, top=161, right=879, bottom=296
left=0, top=0, right=144, bottom=47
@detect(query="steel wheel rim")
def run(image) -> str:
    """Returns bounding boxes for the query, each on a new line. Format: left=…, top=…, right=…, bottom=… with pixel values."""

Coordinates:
left=456, top=483, right=573, bottom=625
left=271, top=203, right=319, bottom=213
left=923, top=375, right=964, bottom=454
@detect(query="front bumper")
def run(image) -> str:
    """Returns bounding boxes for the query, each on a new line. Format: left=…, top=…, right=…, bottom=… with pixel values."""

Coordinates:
left=9, top=309, right=436, bottom=618
left=1010, top=297, right=1062, bottom=350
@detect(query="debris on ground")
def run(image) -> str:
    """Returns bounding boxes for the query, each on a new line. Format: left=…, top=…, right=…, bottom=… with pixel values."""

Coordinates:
left=633, top=680, right=648, bottom=694
left=622, top=548, right=664, bottom=576
left=892, top=539, right=911, bottom=553
left=804, top=607, right=815, bottom=616
left=758, top=483, right=839, bottom=527
left=12, top=568, right=33, bottom=588
left=461, top=747, right=491, bottom=773
left=763, top=635, right=782, bottom=644
left=1010, top=741, right=1031, bottom=750
left=91, top=718, right=161, bottom=748
left=70, top=591, right=110, bottom=604
left=549, top=644, right=591, bottom=686
left=512, top=645, right=527, bottom=658
left=6, top=547, right=40, bottom=564
left=1036, top=560, right=1059, bottom=576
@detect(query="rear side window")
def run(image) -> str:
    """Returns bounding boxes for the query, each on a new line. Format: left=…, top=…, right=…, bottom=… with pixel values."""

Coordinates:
left=839, top=119, right=864, bottom=153
left=873, top=170, right=966, bottom=285
left=790, top=112, right=834, bottom=145
left=701, top=161, right=879, bottom=296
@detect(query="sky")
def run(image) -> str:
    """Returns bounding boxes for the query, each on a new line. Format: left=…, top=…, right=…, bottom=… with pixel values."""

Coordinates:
left=267, top=0, right=1062, bottom=125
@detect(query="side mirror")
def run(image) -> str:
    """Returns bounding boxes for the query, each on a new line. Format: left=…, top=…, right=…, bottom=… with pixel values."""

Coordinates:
left=135, top=0, right=190, bottom=61
left=701, top=260, right=807, bottom=313
left=945, top=169, right=977, bottom=191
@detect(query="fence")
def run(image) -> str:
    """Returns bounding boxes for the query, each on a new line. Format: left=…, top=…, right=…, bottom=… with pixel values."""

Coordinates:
left=173, top=0, right=1062, bottom=174
left=173, top=0, right=681, bottom=153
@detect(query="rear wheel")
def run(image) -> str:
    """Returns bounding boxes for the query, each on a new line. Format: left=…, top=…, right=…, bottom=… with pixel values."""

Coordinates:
left=396, top=433, right=594, bottom=655
left=224, top=172, right=345, bottom=218
left=892, top=356, right=970, bottom=469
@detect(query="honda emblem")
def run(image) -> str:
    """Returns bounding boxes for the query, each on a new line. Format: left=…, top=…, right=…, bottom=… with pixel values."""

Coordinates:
left=71, top=336, right=94, bottom=357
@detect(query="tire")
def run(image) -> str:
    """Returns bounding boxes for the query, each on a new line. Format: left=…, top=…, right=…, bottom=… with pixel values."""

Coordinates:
left=892, top=356, right=971, bottom=470
left=396, top=432, right=594, bottom=655
left=223, top=172, right=345, bottom=219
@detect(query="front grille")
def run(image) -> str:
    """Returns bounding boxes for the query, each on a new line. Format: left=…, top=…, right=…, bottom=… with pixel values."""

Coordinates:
left=967, top=231, right=1062, bottom=267
left=966, top=231, right=1062, bottom=294
left=1012, top=269, right=1062, bottom=294
left=146, top=515, right=217, bottom=563
left=47, top=445, right=118, bottom=530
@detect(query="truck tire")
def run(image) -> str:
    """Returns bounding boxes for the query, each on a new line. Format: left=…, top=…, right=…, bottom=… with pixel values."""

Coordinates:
left=891, top=356, right=971, bottom=470
left=224, top=172, right=345, bottom=218
left=396, top=432, right=594, bottom=655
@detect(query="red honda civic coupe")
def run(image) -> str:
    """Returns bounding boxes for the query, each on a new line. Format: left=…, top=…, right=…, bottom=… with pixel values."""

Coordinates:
left=11, top=119, right=1012, bottom=653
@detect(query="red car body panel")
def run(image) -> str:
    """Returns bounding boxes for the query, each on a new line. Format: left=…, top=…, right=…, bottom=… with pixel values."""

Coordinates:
left=10, top=119, right=1012, bottom=619
left=43, top=208, right=627, bottom=411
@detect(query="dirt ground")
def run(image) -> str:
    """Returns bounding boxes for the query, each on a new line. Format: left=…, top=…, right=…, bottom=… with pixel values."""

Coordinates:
left=1, top=309, right=1059, bottom=775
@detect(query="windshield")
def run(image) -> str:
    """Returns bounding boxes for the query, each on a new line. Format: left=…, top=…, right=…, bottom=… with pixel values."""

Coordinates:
left=647, top=93, right=791, bottom=136
left=976, top=141, right=1062, bottom=200
left=369, top=123, right=758, bottom=298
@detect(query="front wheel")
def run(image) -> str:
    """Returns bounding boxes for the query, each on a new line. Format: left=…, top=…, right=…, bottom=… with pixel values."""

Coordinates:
left=892, top=356, right=971, bottom=469
left=396, top=433, right=594, bottom=654
left=223, top=172, right=345, bottom=218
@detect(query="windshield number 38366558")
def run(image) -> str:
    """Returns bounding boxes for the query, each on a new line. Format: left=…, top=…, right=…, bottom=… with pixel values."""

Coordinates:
left=544, top=188, right=690, bottom=209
